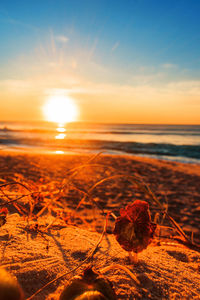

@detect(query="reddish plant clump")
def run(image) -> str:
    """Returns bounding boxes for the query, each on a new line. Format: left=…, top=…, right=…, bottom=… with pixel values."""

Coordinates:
left=113, top=200, right=156, bottom=254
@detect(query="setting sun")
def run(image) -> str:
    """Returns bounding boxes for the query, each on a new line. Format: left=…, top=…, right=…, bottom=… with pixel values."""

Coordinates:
left=43, top=95, right=78, bottom=124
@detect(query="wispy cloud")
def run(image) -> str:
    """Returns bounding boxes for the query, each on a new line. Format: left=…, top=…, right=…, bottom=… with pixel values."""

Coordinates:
left=0, top=79, right=32, bottom=92
left=0, top=10, right=39, bottom=32
left=88, top=38, right=98, bottom=60
left=111, top=42, right=120, bottom=52
left=55, top=35, right=69, bottom=43
left=162, top=63, right=177, bottom=69
left=167, top=80, right=200, bottom=96
left=130, top=72, right=165, bottom=85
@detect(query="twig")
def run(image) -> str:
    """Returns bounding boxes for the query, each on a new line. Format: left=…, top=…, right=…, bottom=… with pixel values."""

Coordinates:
left=0, top=188, right=28, bottom=216
left=0, top=181, right=31, bottom=192
left=0, top=192, right=41, bottom=207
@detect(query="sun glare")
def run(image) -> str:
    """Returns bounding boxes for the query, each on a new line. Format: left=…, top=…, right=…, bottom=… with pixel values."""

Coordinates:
left=43, top=95, right=78, bottom=124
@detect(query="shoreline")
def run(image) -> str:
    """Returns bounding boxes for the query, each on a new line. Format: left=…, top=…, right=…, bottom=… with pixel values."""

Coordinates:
left=1, top=145, right=200, bottom=166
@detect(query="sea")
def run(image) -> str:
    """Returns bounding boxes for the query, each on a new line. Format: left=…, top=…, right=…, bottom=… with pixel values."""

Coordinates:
left=0, top=121, right=200, bottom=164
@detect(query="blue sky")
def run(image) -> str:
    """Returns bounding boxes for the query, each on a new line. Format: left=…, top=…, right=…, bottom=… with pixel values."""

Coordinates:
left=0, top=0, right=200, bottom=123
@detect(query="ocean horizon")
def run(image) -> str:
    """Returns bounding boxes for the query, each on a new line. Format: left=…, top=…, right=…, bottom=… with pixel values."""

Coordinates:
left=0, top=121, right=200, bottom=164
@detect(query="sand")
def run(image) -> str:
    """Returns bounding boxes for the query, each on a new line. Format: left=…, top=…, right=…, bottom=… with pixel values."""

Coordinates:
left=0, top=151, right=200, bottom=299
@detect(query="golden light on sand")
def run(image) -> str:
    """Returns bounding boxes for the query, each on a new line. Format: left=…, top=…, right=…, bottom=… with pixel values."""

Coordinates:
left=43, top=95, right=78, bottom=124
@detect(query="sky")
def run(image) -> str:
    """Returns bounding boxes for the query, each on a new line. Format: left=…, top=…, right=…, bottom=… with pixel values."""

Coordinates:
left=0, top=0, right=200, bottom=124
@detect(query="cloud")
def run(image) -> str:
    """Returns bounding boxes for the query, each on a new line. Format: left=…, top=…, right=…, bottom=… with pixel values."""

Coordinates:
left=0, top=10, right=39, bottom=32
left=55, top=35, right=69, bottom=43
left=0, top=79, right=32, bottom=92
left=75, top=79, right=200, bottom=109
left=1, top=70, right=200, bottom=104
left=162, top=63, right=177, bottom=69
left=111, top=42, right=120, bottom=52
left=87, top=38, right=98, bottom=60
left=167, top=80, right=200, bottom=97
left=131, top=72, right=165, bottom=85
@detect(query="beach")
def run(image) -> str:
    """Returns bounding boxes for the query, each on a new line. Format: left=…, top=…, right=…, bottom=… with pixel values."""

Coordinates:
left=1, top=0, right=200, bottom=298
left=0, top=151, right=200, bottom=299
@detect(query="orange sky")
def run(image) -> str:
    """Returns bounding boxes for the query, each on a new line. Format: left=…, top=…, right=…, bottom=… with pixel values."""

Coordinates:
left=1, top=75, right=200, bottom=124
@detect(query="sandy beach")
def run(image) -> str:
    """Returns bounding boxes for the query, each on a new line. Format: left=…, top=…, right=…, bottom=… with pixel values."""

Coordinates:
left=0, top=151, right=200, bottom=299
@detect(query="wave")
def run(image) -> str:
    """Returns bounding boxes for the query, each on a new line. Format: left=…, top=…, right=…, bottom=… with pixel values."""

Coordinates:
left=75, top=140, right=200, bottom=159
left=1, top=127, right=200, bottom=137
left=1, top=136, right=200, bottom=161
left=106, top=141, right=200, bottom=159
left=1, top=122, right=200, bottom=163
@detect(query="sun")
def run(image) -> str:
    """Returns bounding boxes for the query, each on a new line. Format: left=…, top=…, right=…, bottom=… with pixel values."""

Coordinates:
left=43, top=95, right=78, bottom=124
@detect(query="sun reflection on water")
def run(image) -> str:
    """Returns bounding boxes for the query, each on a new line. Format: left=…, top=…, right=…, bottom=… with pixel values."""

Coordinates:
left=56, top=127, right=66, bottom=133
left=55, top=150, right=64, bottom=154
left=55, top=124, right=66, bottom=139
left=55, top=133, right=66, bottom=139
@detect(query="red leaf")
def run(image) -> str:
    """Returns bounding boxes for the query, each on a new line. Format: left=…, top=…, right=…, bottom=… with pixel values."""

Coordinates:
left=113, top=200, right=156, bottom=253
